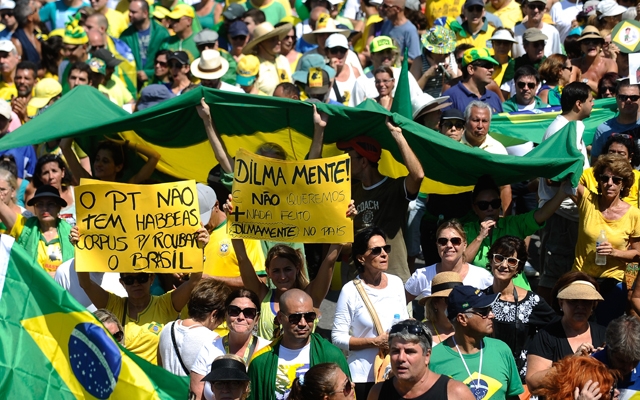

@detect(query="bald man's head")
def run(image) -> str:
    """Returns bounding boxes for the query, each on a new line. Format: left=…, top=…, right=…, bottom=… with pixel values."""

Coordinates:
left=310, top=6, right=329, bottom=26
left=88, top=30, right=105, bottom=47
left=85, top=13, right=108, bottom=34
left=279, top=289, right=313, bottom=314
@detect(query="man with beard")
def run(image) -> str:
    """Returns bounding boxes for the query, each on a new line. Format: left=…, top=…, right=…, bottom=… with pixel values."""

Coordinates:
left=11, top=60, right=36, bottom=122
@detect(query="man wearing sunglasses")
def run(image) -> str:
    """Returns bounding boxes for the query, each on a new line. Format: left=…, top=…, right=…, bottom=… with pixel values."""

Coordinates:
left=368, top=320, right=475, bottom=399
left=0, top=2, right=17, bottom=41
left=430, top=285, right=524, bottom=399
left=591, top=79, right=640, bottom=163
left=247, top=289, right=350, bottom=400
left=502, top=65, right=549, bottom=113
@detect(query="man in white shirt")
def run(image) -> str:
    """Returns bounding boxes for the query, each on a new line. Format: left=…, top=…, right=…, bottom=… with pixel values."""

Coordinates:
left=550, top=0, right=583, bottom=42
left=537, top=81, right=593, bottom=302
left=513, top=0, right=562, bottom=57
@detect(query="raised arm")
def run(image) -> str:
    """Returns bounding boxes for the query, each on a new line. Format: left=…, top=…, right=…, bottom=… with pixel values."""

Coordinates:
left=127, top=141, right=161, bottom=184
left=232, top=238, right=269, bottom=301
left=170, top=226, right=208, bottom=311
left=308, top=105, right=328, bottom=160
left=197, top=97, right=235, bottom=173
left=306, top=243, right=343, bottom=307
left=61, top=137, right=92, bottom=184
left=77, top=271, right=110, bottom=310
left=386, top=118, right=424, bottom=196
left=534, top=180, right=570, bottom=224
left=465, top=220, right=496, bottom=264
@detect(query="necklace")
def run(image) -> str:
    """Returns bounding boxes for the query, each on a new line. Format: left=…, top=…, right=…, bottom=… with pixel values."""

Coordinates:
left=451, top=336, right=483, bottom=400
left=223, top=335, right=257, bottom=363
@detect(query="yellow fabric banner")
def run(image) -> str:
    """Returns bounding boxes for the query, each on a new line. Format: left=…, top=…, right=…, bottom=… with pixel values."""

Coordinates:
left=74, top=180, right=204, bottom=273
left=228, top=149, right=354, bottom=243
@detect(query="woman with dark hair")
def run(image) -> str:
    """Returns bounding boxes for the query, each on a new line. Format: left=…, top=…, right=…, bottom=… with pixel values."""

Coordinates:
left=158, top=279, right=231, bottom=375
left=564, top=34, right=582, bottom=60
left=189, top=289, right=271, bottom=400
left=332, top=226, right=409, bottom=399
left=598, top=72, right=621, bottom=99
left=24, top=154, right=75, bottom=223
left=575, top=154, right=640, bottom=324
left=526, top=272, right=606, bottom=392
left=373, top=65, right=394, bottom=110
left=288, top=363, right=355, bottom=400
left=40, top=35, right=63, bottom=79
left=277, top=23, right=300, bottom=71
left=534, top=356, right=620, bottom=400
left=538, top=54, right=574, bottom=105
left=151, top=49, right=172, bottom=85
left=484, top=236, right=555, bottom=386
left=581, top=134, right=640, bottom=207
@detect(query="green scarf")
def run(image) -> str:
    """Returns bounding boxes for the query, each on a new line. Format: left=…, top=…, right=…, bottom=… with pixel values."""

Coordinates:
left=247, top=333, right=351, bottom=400
left=16, top=217, right=74, bottom=264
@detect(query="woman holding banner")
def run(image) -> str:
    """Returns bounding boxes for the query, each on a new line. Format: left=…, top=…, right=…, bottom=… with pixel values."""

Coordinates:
left=0, top=184, right=74, bottom=277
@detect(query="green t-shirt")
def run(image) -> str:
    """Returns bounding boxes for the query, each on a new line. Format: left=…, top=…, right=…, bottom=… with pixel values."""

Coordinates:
left=430, top=337, right=524, bottom=400
left=247, top=0, right=286, bottom=25
left=161, top=33, right=200, bottom=62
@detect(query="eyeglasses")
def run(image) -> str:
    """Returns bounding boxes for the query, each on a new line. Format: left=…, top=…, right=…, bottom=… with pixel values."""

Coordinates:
left=599, top=174, right=623, bottom=185
left=442, top=120, right=465, bottom=130
left=329, top=47, right=347, bottom=55
left=368, top=245, right=391, bottom=255
left=517, top=81, right=536, bottom=90
left=112, top=330, right=124, bottom=343
left=168, top=62, right=184, bottom=69
left=329, top=378, right=354, bottom=396
left=531, top=41, right=546, bottom=47
left=227, top=305, right=259, bottom=319
left=0, top=12, right=13, bottom=18
left=63, top=45, right=79, bottom=53
left=436, top=237, right=463, bottom=246
left=212, top=381, right=246, bottom=390
left=600, top=86, right=616, bottom=94
left=582, top=39, right=604, bottom=46
left=563, top=65, right=572, bottom=71
left=232, top=35, right=247, bottom=41
left=390, top=323, right=430, bottom=337
left=493, top=253, right=520, bottom=269
left=282, top=311, right=317, bottom=325
left=466, top=307, right=493, bottom=318
left=374, top=78, right=394, bottom=85
left=475, top=199, right=501, bottom=211
left=472, top=61, right=495, bottom=70
left=467, top=5, right=483, bottom=12
left=121, top=274, right=150, bottom=285
left=284, top=35, right=296, bottom=41
left=526, top=3, right=545, bottom=10
left=618, top=94, right=640, bottom=102
left=491, top=40, right=512, bottom=46
left=34, top=201, right=59, bottom=209
left=155, top=60, right=168, bottom=67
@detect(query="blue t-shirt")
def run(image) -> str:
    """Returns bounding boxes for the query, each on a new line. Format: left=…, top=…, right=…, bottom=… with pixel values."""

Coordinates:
left=380, top=19, right=421, bottom=61
left=592, top=348, right=640, bottom=398
left=591, top=117, right=640, bottom=161
left=39, top=0, right=90, bottom=31
left=137, top=26, right=151, bottom=67
left=0, top=146, right=36, bottom=179
left=442, top=81, right=504, bottom=114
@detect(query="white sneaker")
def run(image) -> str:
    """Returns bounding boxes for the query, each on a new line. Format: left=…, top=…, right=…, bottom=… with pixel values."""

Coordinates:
left=524, top=262, right=539, bottom=277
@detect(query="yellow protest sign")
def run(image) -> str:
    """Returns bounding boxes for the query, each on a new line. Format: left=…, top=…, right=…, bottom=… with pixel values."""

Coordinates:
left=74, top=180, right=203, bottom=273
left=229, top=149, right=353, bottom=243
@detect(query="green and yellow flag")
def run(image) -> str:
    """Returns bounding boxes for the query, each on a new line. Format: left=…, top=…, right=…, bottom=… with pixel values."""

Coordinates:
left=0, top=234, right=188, bottom=398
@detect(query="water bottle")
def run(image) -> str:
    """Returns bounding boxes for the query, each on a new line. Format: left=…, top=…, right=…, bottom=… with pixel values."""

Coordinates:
left=391, top=314, right=401, bottom=328
left=595, top=230, right=607, bottom=266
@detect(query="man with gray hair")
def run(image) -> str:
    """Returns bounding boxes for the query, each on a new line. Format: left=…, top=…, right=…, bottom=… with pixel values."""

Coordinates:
left=368, top=319, right=474, bottom=399
left=593, top=315, right=640, bottom=397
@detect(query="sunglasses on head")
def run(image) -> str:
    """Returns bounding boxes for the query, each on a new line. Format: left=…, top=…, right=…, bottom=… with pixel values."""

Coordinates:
left=330, top=378, right=354, bottom=396
left=466, top=307, right=492, bottom=318
left=493, top=253, right=520, bottom=268
left=599, top=174, right=623, bottom=185
left=121, top=274, right=150, bottom=285
left=390, top=323, right=430, bottom=336
left=517, top=81, right=536, bottom=89
left=436, top=237, right=463, bottom=246
left=467, top=5, right=483, bottom=12
left=442, top=120, right=464, bottom=130
left=612, top=133, right=633, bottom=140
left=475, top=199, right=501, bottom=211
left=282, top=311, right=316, bottom=325
left=618, top=94, right=640, bottom=102
left=227, top=305, right=259, bottom=319
left=368, top=244, right=391, bottom=255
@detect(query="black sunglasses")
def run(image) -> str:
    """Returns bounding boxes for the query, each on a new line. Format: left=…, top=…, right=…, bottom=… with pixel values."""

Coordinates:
left=517, top=81, right=536, bottom=89
left=472, top=61, right=495, bottom=69
left=228, top=305, right=259, bottom=319
left=329, top=378, right=353, bottom=396
left=600, top=86, right=616, bottom=93
left=467, top=307, right=493, bottom=318
left=368, top=245, right=391, bottom=255
left=563, top=65, right=572, bottom=71
left=155, top=60, right=168, bottom=67
left=121, top=274, right=150, bottom=285
left=329, top=47, right=347, bottom=55
left=442, top=120, right=464, bottom=130
left=618, top=94, right=640, bottom=102
left=436, top=237, right=463, bottom=246
left=475, top=199, right=501, bottom=211
left=526, top=2, right=544, bottom=10
left=612, top=133, right=633, bottom=140
left=232, top=35, right=247, bottom=41
left=282, top=311, right=317, bottom=325
left=599, top=174, right=623, bottom=185
left=390, top=323, right=429, bottom=337
left=112, top=330, right=124, bottom=343
left=467, top=5, right=483, bottom=12
left=493, top=253, right=520, bottom=268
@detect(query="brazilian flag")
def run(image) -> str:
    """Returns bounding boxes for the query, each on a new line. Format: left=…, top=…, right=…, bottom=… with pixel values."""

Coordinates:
left=0, top=234, right=188, bottom=398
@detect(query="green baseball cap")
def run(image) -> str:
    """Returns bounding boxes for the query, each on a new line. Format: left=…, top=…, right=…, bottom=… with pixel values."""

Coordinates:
left=369, top=36, right=397, bottom=53
left=462, top=48, right=499, bottom=67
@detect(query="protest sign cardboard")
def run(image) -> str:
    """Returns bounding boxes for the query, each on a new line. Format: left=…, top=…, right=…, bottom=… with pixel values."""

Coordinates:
left=75, top=180, right=203, bottom=273
left=229, top=149, right=353, bottom=243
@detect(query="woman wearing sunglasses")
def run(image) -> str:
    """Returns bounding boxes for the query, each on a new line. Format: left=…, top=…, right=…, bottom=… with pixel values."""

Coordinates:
left=526, top=272, right=606, bottom=392
left=190, top=289, right=271, bottom=400
left=463, top=174, right=569, bottom=290
left=288, top=363, right=355, bottom=400
left=157, top=279, right=230, bottom=376
left=573, top=153, right=640, bottom=325
left=406, top=220, right=493, bottom=303
left=332, top=226, right=410, bottom=399
left=200, top=355, right=251, bottom=400
left=484, top=236, right=555, bottom=389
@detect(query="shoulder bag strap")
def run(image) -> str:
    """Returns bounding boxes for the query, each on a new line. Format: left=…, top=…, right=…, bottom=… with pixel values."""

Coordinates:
left=171, top=321, right=190, bottom=375
left=353, top=279, right=384, bottom=336
left=121, top=298, right=127, bottom=341
left=332, top=79, right=345, bottom=104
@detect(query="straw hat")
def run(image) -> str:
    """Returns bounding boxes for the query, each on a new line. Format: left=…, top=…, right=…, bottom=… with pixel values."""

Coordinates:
left=302, top=13, right=349, bottom=45
left=242, top=22, right=292, bottom=55
left=578, top=25, right=604, bottom=42
left=556, top=280, right=604, bottom=301
left=418, top=271, right=462, bottom=305
left=190, top=50, right=229, bottom=80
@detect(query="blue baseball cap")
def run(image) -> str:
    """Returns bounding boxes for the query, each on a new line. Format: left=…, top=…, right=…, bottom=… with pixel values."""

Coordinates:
left=229, top=20, right=249, bottom=38
left=447, top=285, right=499, bottom=317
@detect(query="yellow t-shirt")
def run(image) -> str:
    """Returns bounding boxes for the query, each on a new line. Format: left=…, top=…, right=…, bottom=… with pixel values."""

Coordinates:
left=99, top=75, right=134, bottom=107
left=354, top=14, right=384, bottom=53
left=0, top=81, right=17, bottom=101
left=580, top=167, right=640, bottom=208
left=456, top=21, right=496, bottom=49
left=105, top=8, right=128, bottom=38
left=106, top=291, right=178, bottom=365
left=204, top=220, right=266, bottom=277
left=10, top=215, right=63, bottom=273
left=256, top=55, right=291, bottom=96
left=485, top=0, right=523, bottom=30
left=425, top=0, right=464, bottom=28
left=573, top=191, right=640, bottom=281
left=492, top=58, right=511, bottom=87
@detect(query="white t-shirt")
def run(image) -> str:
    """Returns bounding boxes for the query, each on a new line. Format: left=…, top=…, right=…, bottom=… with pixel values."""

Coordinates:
left=157, top=320, right=218, bottom=376
left=550, top=0, right=583, bottom=42
left=191, top=335, right=271, bottom=400
left=351, top=66, right=425, bottom=106
left=404, top=263, right=494, bottom=299
left=331, top=273, right=409, bottom=383
left=537, top=115, right=589, bottom=221
left=512, top=22, right=563, bottom=58
left=220, top=81, right=244, bottom=93
left=275, top=343, right=311, bottom=400
left=54, top=258, right=127, bottom=312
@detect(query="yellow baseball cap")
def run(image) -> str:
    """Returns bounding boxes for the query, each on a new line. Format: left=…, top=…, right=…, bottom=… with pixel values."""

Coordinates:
left=462, top=48, right=499, bottom=67
left=28, top=78, right=62, bottom=109
left=236, top=55, right=260, bottom=86
left=167, top=4, right=195, bottom=19
left=369, top=36, right=397, bottom=53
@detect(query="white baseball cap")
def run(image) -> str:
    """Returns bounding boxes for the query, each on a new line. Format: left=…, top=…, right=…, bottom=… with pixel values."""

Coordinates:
left=0, top=1, right=15, bottom=10
left=0, top=40, right=15, bottom=53
left=490, top=29, right=517, bottom=43
left=325, top=33, right=349, bottom=49
left=597, top=0, right=627, bottom=18
left=0, top=101, right=11, bottom=120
